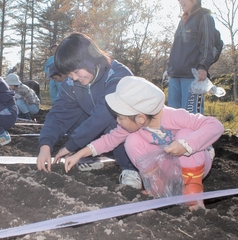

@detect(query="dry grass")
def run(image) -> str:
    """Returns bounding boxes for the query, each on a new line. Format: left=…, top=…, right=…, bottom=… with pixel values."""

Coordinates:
left=205, top=100, right=238, bottom=135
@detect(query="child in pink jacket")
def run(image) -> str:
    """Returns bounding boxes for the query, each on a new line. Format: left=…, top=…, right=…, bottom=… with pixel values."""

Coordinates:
left=58, top=76, right=224, bottom=210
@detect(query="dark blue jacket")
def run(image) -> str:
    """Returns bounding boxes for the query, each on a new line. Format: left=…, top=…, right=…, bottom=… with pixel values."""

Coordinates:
left=0, top=78, right=15, bottom=111
left=168, top=7, right=216, bottom=78
left=0, top=78, right=17, bottom=130
left=39, top=60, right=133, bottom=152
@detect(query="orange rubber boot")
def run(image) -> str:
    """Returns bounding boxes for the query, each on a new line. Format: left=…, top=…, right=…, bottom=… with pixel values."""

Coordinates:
left=182, top=164, right=205, bottom=211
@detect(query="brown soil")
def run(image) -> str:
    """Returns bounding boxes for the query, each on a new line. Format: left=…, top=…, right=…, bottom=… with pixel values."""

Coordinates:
left=0, top=109, right=238, bottom=240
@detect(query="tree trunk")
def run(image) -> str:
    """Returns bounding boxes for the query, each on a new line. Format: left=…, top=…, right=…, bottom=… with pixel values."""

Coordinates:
left=29, top=0, right=34, bottom=80
left=0, top=0, right=6, bottom=76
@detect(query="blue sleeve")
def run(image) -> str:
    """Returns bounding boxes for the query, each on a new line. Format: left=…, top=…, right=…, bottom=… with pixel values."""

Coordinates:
left=38, top=81, right=85, bottom=152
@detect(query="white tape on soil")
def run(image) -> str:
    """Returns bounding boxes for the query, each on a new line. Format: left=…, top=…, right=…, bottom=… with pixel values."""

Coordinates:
left=16, top=118, right=37, bottom=123
left=0, top=156, right=51, bottom=164
left=0, top=188, right=237, bottom=238
left=11, top=134, right=40, bottom=137
left=15, top=123, right=43, bottom=126
left=0, top=156, right=115, bottom=164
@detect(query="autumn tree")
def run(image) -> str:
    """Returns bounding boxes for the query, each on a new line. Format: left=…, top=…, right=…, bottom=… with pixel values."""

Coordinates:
left=59, top=0, right=170, bottom=82
left=29, top=0, right=73, bottom=82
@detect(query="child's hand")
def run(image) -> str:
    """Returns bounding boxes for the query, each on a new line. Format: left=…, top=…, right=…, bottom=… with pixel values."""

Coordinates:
left=53, top=147, right=70, bottom=164
left=64, top=146, right=94, bottom=173
left=64, top=154, right=79, bottom=173
left=164, top=141, right=187, bottom=156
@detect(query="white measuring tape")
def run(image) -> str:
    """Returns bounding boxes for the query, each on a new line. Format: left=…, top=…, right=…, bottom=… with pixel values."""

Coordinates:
left=0, top=188, right=237, bottom=238
left=0, top=156, right=115, bottom=164
left=15, top=122, right=43, bottom=126
left=10, top=134, right=40, bottom=137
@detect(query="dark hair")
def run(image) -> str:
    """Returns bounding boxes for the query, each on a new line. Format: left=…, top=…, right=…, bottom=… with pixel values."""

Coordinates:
left=51, top=72, right=61, bottom=77
left=54, top=32, right=111, bottom=75
left=191, top=0, right=201, bottom=7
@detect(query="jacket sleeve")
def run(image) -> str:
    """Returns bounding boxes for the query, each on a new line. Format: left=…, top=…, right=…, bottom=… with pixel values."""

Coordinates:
left=163, top=107, right=224, bottom=153
left=197, top=13, right=216, bottom=71
left=38, top=81, right=86, bottom=152
left=90, top=125, right=130, bottom=155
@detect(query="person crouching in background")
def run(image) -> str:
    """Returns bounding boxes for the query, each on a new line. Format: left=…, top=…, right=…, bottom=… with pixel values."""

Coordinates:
left=5, top=73, right=40, bottom=120
left=0, top=77, right=18, bottom=145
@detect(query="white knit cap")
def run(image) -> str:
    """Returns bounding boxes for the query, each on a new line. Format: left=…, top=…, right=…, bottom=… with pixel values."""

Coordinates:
left=5, top=73, right=21, bottom=85
left=105, top=76, right=165, bottom=116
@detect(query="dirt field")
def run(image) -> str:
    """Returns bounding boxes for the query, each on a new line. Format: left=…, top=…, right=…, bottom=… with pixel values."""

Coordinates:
left=0, top=109, right=238, bottom=240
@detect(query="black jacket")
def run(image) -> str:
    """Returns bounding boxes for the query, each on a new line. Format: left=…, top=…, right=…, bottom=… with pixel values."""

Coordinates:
left=168, top=8, right=216, bottom=78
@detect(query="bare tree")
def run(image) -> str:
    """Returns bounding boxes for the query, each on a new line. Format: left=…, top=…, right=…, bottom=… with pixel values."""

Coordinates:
left=1, top=0, right=175, bottom=84
left=0, top=0, right=6, bottom=75
left=0, top=0, right=14, bottom=75
left=212, top=0, right=238, bottom=102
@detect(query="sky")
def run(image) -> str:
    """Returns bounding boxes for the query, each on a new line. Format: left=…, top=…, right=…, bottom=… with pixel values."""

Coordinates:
left=5, top=0, right=234, bottom=67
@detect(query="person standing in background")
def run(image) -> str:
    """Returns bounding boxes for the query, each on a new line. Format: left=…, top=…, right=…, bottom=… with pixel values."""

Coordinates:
left=44, top=44, right=61, bottom=103
left=167, top=0, right=216, bottom=114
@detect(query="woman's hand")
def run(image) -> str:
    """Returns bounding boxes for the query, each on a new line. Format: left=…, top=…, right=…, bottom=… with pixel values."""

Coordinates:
left=37, top=145, right=52, bottom=172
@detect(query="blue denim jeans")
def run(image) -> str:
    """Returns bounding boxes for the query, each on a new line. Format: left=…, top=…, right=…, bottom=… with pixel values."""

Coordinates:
left=168, top=77, right=204, bottom=114
left=16, top=99, right=39, bottom=115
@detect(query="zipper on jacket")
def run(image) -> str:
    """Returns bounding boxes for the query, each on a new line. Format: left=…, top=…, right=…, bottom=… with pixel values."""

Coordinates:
left=87, top=84, right=96, bottom=106
left=86, top=67, right=100, bottom=106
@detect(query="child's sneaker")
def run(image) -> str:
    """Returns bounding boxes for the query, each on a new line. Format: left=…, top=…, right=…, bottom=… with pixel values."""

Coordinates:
left=0, top=131, right=11, bottom=146
left=119, top=170, right=142, bottom=189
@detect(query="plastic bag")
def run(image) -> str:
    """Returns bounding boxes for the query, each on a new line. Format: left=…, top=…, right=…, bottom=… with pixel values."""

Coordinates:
left=190, top=68, right=226, bottom=97
left=136, top=148, right=183, bottom=198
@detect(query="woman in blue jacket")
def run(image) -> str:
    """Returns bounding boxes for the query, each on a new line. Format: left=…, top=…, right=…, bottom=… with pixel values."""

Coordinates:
left=37, top=32, right=142, bottom=189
